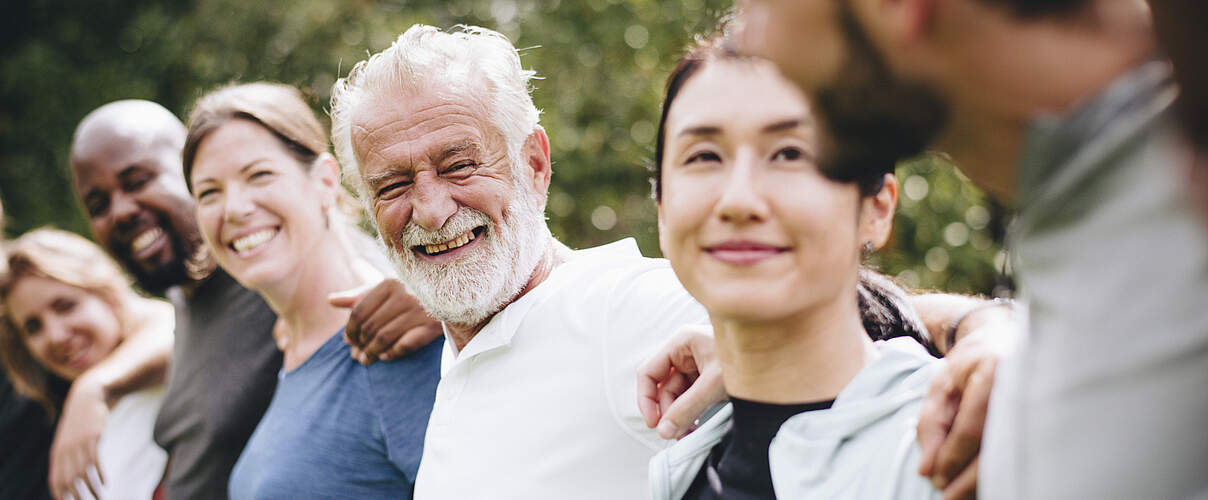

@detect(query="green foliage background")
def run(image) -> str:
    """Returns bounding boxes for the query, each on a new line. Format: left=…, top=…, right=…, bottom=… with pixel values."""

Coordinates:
left=0, top=0, right=1008, bottom=295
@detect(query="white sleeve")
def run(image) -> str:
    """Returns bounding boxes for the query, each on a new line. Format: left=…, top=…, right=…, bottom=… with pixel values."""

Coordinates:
left=601, top=263, right=709, bottom=451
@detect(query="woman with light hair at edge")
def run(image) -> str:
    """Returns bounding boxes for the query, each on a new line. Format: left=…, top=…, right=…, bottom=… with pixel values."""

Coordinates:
left=0, top=228, right=170, bottom=500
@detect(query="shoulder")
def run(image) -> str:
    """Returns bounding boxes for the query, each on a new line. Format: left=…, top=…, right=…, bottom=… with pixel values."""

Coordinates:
left=361, top=337, right=443, bottom=409
left=558, top=239, right=680, bottom=293
left=363, top=337, right=444, bottom=382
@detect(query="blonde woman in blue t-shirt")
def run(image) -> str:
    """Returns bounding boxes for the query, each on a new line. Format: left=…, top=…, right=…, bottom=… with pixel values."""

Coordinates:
left=182, top=82, right=442, bottom=499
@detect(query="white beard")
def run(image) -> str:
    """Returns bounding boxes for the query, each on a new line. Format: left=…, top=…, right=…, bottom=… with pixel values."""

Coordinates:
left=385, top=178, right=549, bottom=326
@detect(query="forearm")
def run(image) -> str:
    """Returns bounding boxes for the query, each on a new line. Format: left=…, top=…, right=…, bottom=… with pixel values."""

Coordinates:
left=908, top=293, right=1013, bottom=355
left=79, top=299, right=174, bottom=403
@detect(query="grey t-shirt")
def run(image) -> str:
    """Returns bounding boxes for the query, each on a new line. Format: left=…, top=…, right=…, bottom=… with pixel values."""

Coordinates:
left=981, top=60, right=1208, bottom=500
left=153, top=269, right=280, bottom=500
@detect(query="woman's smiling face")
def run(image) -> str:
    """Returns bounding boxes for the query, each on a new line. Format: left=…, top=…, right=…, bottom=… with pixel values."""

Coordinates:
left=6, top=275, right=122, bottom=380
left=190, top=118, right=337, bottom=292
left=658, top=58, right=889, bottom=323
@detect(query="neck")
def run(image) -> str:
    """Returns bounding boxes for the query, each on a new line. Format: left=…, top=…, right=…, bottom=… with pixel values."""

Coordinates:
left=259, top=237, right=370, bottom=368
left=713, top=292, right=877, bottom=404
left=444, top=238, right=572, bottom=352
left=933, top=0, right=1154, bottom=201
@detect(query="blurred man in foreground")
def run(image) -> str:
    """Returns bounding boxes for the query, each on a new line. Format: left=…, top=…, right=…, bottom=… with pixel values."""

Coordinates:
left=740, top=0, right=1208, bottom=498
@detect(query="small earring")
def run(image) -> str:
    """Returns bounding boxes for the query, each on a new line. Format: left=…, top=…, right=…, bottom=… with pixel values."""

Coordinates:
left=862, top=241, right=874, bottom=257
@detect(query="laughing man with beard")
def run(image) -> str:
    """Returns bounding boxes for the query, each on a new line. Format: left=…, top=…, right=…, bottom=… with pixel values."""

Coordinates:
left=66, top=100, right=441, bottom=500
left=330, top=25, right=711, bottom=500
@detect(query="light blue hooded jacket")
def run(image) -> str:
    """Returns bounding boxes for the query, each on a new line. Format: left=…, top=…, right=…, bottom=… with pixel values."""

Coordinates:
left=649, top=338, right=941, bottom=499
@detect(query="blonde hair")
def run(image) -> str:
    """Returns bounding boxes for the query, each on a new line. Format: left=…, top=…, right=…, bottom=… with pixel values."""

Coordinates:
left=182, top=82, right=327, bottom=189
left=0, top=228, right=139, bottom=417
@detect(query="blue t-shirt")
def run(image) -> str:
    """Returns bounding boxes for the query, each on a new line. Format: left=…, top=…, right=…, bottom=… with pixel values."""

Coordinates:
left=228, top=329, right=442, bottom=499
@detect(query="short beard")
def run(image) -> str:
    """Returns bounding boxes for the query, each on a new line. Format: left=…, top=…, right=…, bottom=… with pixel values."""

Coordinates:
left=812, top=0, right=950, bottom=182
left=385, top=176, right=550, bottom=327
left=116, top=222, right=207, bottom=295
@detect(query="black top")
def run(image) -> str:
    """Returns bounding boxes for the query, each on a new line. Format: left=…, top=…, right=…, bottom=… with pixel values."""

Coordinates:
left=153, top=269, right=280, bottom=500
left=0, top=372, right=67, bottom=500
left=683, top=397, right=835, bottom=500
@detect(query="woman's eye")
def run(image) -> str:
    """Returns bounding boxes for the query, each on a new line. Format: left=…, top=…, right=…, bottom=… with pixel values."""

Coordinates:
left=249, top=170, right=274, bottom=181
left=685, top=151, right=721, bottom=165
left=772, top=147, right=806, bottom=162
left=196, top=188, right=219, bottom=202
left=52, top=298, right=76, bottom=313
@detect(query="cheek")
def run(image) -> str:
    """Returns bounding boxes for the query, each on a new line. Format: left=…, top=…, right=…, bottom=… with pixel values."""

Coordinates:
left=196, top=205, right=224, bottom=251
left=23, top=337, right=53, bottom=365
left=80, top=301, right=123, bottom=347
left=374, top=199, right=412, bottom=250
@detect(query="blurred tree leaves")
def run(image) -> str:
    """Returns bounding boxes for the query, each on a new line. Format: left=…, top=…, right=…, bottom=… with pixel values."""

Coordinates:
left=0, top=0, right=1006, bottom=295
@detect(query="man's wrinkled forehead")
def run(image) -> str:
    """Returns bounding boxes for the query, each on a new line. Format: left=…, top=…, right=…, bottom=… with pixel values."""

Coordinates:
left=350, top=90, right=496, bottom=165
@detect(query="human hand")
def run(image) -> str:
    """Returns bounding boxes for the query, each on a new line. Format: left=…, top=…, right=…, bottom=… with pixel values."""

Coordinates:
left=637, top=324, right=725, bottom=440
left=49, top=374, right=110, bottom=500
left=916, top=323, right=1017, bottom=499
left=331, top=279, right=442, bottom=365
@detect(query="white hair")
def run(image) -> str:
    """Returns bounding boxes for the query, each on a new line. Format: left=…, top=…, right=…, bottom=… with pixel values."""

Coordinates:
left=330, top=24, right=542, bottom=201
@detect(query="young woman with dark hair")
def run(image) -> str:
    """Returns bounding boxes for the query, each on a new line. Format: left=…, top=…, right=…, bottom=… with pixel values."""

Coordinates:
left=647, top=39, right=941, bottom=499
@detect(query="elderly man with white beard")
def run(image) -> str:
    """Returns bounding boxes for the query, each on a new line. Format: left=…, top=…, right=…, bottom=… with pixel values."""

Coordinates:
left=329, top=25, right=708, bottom=500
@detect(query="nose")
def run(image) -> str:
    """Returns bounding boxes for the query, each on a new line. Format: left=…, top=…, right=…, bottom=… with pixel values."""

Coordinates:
left=409, top=174, right=457, bottom=232
left=43, top=315, right=74, bottom=350
left=222, top=185, right=256, bottom=223
left=111, top=192, right=141, bottom=228
left=716, top=149, right=769, bottom=224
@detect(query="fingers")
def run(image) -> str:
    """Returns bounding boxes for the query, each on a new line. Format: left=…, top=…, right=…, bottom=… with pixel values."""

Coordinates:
left=328, top=283, right=374, bottom=308
left=656, top=365, right=725, bottom=440
left=89, top=439, right=103, bottom=486
left=637, top=362, right=673, bottom=428
left=917, top=362, right=958, bottom=477
left=933, top=362, right=995, bottom=488
left=657, top=371, right=690, bottom=413
left=81, top=468, right=102, bottom=500
left=379, top=325, right=444, bottom=362
left=637, top=337, right=682, bottom=428
left=343, top=279, right=439, bottom=365
left=942, top=457, right=979, bottom=500
left=358, top=315, right=407, bottom=363
left=342, top=283, right=392, bottom=348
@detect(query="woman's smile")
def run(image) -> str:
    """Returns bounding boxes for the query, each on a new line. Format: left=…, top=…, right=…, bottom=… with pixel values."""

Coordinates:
left=704, top=240, right=790, bottom=266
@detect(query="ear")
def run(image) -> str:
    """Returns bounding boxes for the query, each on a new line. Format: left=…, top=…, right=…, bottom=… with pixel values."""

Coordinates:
left=522, top=127, right=553, bottom=207
left=311, top=153, right=343, bottom=210
left=859, top=173, right=898, bottom=250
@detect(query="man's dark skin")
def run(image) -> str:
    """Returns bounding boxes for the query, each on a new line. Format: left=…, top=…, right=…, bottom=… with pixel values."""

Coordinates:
left=57, top=100, right=440, bottom=500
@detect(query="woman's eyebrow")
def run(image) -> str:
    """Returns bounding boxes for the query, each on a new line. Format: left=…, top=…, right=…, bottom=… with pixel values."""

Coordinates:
left=762, top=119, right=802, bottom=133
left=678, top=125, right=722, bottom=138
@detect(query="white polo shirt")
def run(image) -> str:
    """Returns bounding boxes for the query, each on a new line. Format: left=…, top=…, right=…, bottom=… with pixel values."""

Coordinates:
left=413, top=239, right=708, bottom=500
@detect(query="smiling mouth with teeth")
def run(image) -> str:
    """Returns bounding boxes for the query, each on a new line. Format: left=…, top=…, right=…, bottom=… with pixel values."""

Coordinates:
left=230, top=228, right=279, bottom=254
left=415, top=227, right=483, bottom=256
left=131, top=227, right=164, bottom=254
